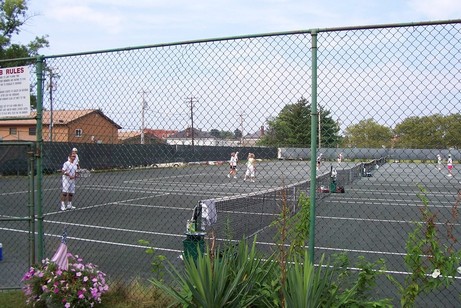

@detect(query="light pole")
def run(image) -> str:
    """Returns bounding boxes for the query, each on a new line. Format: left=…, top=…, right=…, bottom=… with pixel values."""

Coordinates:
left=47, top=69, right=59, bottom=142
left=139, top=90, right=149, bottom=144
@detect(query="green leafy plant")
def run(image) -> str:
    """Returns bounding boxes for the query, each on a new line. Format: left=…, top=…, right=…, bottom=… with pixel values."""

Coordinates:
left=150, top=238, right=277, bottom=307
left=21, top=254, right=109, bottom=307
left=283, top=253, right=335, bottom=307
left=283, top=252, right=392, bottom=307
left=138, top=239, right=167, bottom=282
left=391, top=184, right=461, bottom=307
left=270, top=187, right=391, bottom=307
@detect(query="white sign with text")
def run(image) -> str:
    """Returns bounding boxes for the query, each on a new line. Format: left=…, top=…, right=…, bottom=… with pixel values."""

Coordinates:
left=0, top=66, right=31, bottom=117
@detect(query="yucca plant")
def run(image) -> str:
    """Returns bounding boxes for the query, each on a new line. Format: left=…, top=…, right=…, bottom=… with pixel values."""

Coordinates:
left=150, top=238, right=277, bottom=307
left=283, top=253, right=336, bottom=307
left=283, top=252, right=393, bottom=308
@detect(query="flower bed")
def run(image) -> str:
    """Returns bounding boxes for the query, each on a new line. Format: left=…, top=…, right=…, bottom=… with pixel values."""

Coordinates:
left=22, top=253, right=109, bottom=307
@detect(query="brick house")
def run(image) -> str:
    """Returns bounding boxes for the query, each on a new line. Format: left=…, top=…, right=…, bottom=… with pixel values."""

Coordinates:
left=0, top=109, right=122, bottom=144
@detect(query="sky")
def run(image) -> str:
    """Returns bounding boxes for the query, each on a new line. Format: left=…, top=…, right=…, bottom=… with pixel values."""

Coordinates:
left=18, top=0, right=461, bottom=56
left=10, top=0, right=461, bottom=136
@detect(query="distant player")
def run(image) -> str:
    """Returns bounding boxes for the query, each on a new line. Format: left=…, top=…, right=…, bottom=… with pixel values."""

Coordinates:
left=243, top=153, right=256, bottom=182
left=436, top=154, right=442, bottom=170
left=316, top=153, right=323, bottom=171
left=337, top=153, right=343, bottom=164
left=227, top=151, right=239, bottom=179
left=447, top=154, right=453, bottom=177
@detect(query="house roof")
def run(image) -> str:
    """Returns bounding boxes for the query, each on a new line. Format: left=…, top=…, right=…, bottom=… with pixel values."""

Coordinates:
left=245, top=129, right=264, bottom=139
left=118, top=131, right=140, bottom=140
left=118, top=129, right=178, bottom=140
left=0, top=109, right=122, bottom=129
left=144, top=129, right=178, bottom=139
left=168, top=127, right=214, bottom=139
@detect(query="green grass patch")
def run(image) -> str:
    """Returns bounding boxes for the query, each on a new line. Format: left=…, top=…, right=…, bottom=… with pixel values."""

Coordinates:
left=0, top=280, right=177, bottom=308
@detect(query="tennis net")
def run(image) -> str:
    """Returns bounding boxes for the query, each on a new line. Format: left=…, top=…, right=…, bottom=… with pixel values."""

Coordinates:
left=198, top=157, right=387, bottom=241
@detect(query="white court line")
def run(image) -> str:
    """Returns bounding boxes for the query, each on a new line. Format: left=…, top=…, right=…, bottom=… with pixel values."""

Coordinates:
left=219, top=210, right=278, bottom=216
left=4, top=226, right=457, bottom=277
left=47, top=220, right=183, bottom=238
left=83, top=183, right=232, bottom=192
left=0, top=227, right=182, bottom=253
left=44, top=194, right=170, bottom=216
left=342, top=183, right=453, bottom=192
left=345, top=189, right=459, bottom=197
left=118, top=202, right=193, bottom=210
left=80, top=185, right=170, bottom=194
left=254, top=240, right=408, bottom=256
left=123, top=172, right=211, bottom=183
left=0, top=187, right=58, bottom=196
left=317, top=215, right=461, bottom=226
left=81, top=184, right=237, bottom=197
left=323, top=198, right=456, bottom=208
left=252, top=240, right=461, bottom=278
left=128, top=180, right=241, bottom=188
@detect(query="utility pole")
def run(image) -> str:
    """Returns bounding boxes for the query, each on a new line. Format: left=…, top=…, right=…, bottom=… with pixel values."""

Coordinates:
left=238, top=113, right=244, bottom=145
left=318, top=104, right=321, bottom=149
left=139, top=90, right=149, bottom=144
left=185, top=97, right=198, bottom=147
left=46, top=69, right=59, bottom=142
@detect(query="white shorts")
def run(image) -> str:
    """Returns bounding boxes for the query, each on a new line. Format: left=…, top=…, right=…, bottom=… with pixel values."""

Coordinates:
left=62, top=178, right=76, bottom=194
left=245, top=166, right=255, bottom=177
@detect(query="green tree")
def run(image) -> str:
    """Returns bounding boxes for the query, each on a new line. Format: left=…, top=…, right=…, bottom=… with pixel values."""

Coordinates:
left=220, top=130, right=234, bottom=139
left=209, top=129, right=221, bottom=138
left=343, top=119, right=393, bottom=148
left=209, top=129, right=235, bottom=139
left=258, top=97, right=340, bottom=147
left=0, top=0, right=49, bottom=64
left=0, top=0, right=49, bottom=109
left=443, top=114, right=461, bottom=149
left=394, top=114, right=449, bottom=149
left=318, top=105, right=340, bottom=148
left=234, top=128, right=242, bottom=140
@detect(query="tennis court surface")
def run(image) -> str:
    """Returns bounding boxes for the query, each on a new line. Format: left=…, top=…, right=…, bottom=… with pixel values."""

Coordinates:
left=2, top=159, right=461, bottom=306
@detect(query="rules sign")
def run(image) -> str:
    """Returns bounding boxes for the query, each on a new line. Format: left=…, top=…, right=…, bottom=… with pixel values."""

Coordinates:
left=0, top=66, right=31, bottom=117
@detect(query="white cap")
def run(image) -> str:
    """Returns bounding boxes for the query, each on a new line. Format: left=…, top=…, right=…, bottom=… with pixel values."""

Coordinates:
left=72, top=148, right=78, bottom=152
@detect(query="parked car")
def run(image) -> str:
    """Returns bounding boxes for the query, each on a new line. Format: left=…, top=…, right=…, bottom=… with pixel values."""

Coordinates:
left=151, top=162, right=185, bottom=168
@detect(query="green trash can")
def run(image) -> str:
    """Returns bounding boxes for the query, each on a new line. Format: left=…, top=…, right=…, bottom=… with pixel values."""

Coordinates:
left=183, top=232, right=205, bottom=262
left=329, top=179, right=337, bottom=193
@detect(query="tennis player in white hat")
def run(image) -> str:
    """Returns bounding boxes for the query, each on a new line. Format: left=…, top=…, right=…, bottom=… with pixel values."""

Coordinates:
left=71, top=147, right=80, bottom=169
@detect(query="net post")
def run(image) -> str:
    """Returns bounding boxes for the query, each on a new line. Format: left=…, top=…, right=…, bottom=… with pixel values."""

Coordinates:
left=196, top=201, right=202, bottom=232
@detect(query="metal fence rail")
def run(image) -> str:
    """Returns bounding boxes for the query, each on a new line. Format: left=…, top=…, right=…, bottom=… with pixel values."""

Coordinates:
left=1, top=19, right=461, bottom=305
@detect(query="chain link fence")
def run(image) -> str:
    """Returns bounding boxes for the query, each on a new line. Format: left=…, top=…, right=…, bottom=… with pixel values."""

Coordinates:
left=1, top=20, right=461, bottom=305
